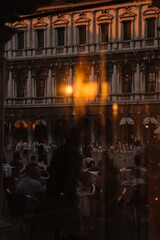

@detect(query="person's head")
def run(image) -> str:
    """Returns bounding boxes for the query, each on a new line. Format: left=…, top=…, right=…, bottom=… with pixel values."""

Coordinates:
left=85, top=160, right=94, bottom=169
left=28, top=166, right=41, bottom=180
left=31, top=155, right=36, bottom=162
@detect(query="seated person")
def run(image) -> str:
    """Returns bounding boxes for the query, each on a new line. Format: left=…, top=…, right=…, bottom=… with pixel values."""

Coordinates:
left=10, top=152, right=23, bottom=167
left=16, top=166, right=43, bottom=198
left=84, top=157, right=95, bottom=169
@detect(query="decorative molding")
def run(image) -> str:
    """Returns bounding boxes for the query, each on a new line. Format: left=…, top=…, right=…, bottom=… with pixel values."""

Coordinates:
left=53, top=17, right=69, bottom=26
left=13, top=21, right=28, bottom=29
left=119, top=10, right=137, bottom=21
left=74, top=16, right=91, bottom=25
left=96, top=13, right=113, bottom=23
left=33, top=20, right=48, bottom=28
left=143, top=7, right=159, bottom=17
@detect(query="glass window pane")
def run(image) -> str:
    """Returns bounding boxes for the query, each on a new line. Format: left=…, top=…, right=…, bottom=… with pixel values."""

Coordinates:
left=123, top=21, right=131, bottom=40
left=37, top=29, right=44, bottom=48
left=79, top=26, right=86, bottom=45
left=57, top=27, right=65, bottom=46
left=101, top=23, right=109, bottom=42
left=17, top=31, right=24, bottom=49
left=147, top=18, right=155, bottom=38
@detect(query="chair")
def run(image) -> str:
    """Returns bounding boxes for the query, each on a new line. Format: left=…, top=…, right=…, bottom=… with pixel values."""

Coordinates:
left=6, top=193, right=38, bottom=239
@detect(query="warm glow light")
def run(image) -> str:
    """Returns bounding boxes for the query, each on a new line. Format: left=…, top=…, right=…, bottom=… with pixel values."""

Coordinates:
left=113, top=104, right=118, bottom=111
left=15, top=123, right=20, bottom=129
left=60, top=192, right=64, bottom=196
left=145, top=125, right=149, bottom=129
left=32, top=123, right=35, bottom=130
left=155, top=197, right=159, bottom=201
left=113, top=103, right=118, bottom=117
left=23, top=123, right=28, bottom=129
left=66, top=85, right=73, bottom=95
left=101, top=81, right=109, bottom=98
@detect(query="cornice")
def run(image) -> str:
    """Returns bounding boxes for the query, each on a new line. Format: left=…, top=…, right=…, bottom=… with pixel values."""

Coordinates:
left=19, top=0, right=150, bottom=19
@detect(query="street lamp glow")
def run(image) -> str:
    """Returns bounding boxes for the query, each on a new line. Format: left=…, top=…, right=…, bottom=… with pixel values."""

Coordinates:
left=66, top=85, right=73, bottom=95
left=113, top=104, right=118, bottom=111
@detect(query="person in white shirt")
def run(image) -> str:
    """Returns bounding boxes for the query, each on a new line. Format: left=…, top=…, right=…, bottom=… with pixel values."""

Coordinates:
left=23, top=141, right=28, bottom=162
left=16, top=166, right=43, bottom=198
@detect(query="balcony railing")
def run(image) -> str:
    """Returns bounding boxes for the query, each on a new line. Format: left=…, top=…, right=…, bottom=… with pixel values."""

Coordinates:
left=5, top=37, right=160, bottom=59
left=5, top=92, right=160, bottom=107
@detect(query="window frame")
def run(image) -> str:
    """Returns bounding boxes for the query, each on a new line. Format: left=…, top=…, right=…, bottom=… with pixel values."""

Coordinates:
left=146, top=17, right=156, bottom=39
left=36, top=28, right=45, bottom=49
left=77, top=25, right=87, bottom=45
left=56, top=27, right=65, bottom=47
left=17, top=30, right=25, bottom=50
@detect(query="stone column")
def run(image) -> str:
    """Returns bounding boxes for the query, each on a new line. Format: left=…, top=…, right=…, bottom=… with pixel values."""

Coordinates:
left=27, top=69, right=32, bottom=98
left=112, top=64, right=117, bottom=101
left=52, top=72, right=55, bottom=98
left=8, top=122, right=12, bottom=148
left=47, top=68, right=52, bottom=103
left=69, top=65, right=73, bottom=85
left=134, top=63, right=140, bottom=100
left=90, top=63, right=94, bottom=82
left=157, top=70, right=160, bottom=92
left=8, top=70, right=13, bottom=97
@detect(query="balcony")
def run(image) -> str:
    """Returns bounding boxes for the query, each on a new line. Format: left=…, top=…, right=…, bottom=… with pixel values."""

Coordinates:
left=5, top=37, right=160, bottom=60
left=5, top=92, right=160, bottom=108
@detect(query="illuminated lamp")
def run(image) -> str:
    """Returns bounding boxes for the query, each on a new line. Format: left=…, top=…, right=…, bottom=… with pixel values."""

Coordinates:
left=15, top=123, right=20, bottom=129
left=66, top=85, right=73, bottom=95
left=145, top=125, right=149, bottom=129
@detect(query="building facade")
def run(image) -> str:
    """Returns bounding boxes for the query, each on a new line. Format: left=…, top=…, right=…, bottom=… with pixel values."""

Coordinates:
left=4, top=0, right=160, bottom=148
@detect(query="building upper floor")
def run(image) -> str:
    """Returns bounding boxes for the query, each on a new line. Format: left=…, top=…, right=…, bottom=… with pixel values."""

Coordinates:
left=4, top=0, right=160, bottom=59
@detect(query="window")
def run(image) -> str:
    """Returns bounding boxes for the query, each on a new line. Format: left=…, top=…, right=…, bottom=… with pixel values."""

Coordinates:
left=123, top=21, right=131, bottom=41
left=17, top=31, right=24, bottom=49
left=78, top=25, right=86, bottom=45
left=17, top=71, right=26, bottom=97
left=57, top=27, right=65, bottom=46
left=146, top=18, right=155, bottom=38
left=37, top=29, right=44, bottom=48
left=36, top=79, right=45, bottom=97
left=122, top=65, right=132, bottom=93
left=56, top=76, right=67, bottom=96
left=100, top=23, right=109, bottom=43
left=146, top=72, right=156, bottom=92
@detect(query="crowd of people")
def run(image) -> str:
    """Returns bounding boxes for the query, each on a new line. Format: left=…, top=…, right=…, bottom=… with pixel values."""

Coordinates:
left=2, top=130, right=160, bottom=240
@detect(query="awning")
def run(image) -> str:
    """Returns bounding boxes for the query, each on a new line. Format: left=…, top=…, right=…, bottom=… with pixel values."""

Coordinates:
left=14, top=120, right=27, bottom=125
left=154, top=127, right=160, bottom=134
left=35, top=119, right=47, bottom=126
left=14, top=120, right=28, bottom=128
left=119, top=117, right=134, bottom=126
left=143, top=117, right=158, bottom=125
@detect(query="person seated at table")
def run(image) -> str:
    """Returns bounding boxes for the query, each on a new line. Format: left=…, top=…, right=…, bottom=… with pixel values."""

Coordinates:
left=134, top=153, right=147, bottom=182
left=15, top=166, right=43, bottom=198
left=9, top=152, right=23, bottom=167
left=84, top=157, right=95, bottom=169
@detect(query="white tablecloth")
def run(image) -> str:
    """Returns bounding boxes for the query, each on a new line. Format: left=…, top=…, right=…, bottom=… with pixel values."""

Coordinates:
left=2, top=164, right=12, bottom=177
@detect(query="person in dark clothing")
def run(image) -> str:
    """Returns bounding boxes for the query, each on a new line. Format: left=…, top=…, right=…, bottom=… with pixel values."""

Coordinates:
left=29, top=125, right=84, bottom=240
left=10, top=152, right=23, bottom=167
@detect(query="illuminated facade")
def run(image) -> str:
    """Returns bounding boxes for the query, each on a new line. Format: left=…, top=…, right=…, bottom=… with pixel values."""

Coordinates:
left=4, top=0, right=160, bottom=147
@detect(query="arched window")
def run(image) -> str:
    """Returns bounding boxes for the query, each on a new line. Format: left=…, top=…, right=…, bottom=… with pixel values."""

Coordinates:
left=122, top=65, right=132, bottom=93
left=17, top=70, right=27, bottom=97
left=145, top=65, right=156, bottom=92
left=36, top=70, right=47, bottom=97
